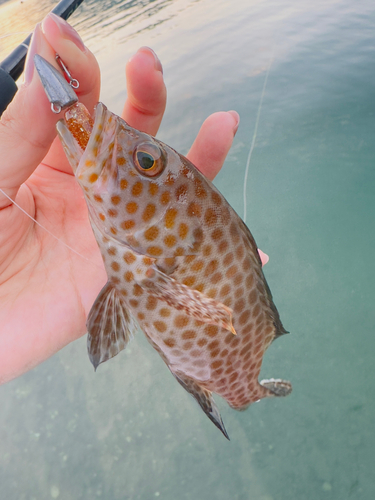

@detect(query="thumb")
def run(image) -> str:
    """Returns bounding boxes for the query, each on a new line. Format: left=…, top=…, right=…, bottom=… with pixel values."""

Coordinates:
left=0, top=24, right=57, bottom=208
left=0, top=17, right=99, bottom=209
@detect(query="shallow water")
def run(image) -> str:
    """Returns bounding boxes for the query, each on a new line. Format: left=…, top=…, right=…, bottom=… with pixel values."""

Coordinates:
left=1, top=0, right=375, bottom=498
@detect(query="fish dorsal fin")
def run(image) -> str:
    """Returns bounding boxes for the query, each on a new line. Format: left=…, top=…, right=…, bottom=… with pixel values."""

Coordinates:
left=142, top=266, right=236, bottom=335
left=172, top=370, right=229, bottom=440
left=237, top=215, right=288, bottom=339
left=87, top=281, right=137, bottom=370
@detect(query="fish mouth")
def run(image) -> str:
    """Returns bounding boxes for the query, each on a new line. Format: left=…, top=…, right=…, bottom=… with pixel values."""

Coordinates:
left=56, top=102, right=111, bottom=176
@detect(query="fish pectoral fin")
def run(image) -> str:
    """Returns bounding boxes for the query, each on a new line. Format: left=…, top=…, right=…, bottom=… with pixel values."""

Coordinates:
left=173, top=370, right=229, bottom=440
left=259, top=378, right=292, bottom=397
left=141, top=267, right=236, bottom=335
left=86, top=281, right=137, bottom=370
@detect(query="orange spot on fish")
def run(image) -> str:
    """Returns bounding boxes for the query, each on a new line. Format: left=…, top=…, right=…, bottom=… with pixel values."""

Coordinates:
left=142, top=203, right=156, bottom=222
left=163, top=338, right=175, bottom=348
left=187, top=202, right=202, bottom=218
left=132, top=181, right=143, bottom=197
left=147, top=246, right=163, bottom=257
left=211, top=191, right=223, bottom=206
left=174, top=247, right=184, bottom=257
left=174, top=315, right=189, bottom=328
left=191, top=260, right=204, bottom=272
left=160, top=191, right=170, bottom=205
left=154, top=321, right=167, bottom=333
left=211, top=228, right=223, bottom=241
left=133, top=284, right=143, bottom=296
left=124, top=271, right=134, bottom=282
left=205, top=208, right=218, bottom=226
left=120, top=179, right=128, bottom=189
left=146, top=295, right=158, bottom=310
left=164, top=208, right=178, bottom=229
left=89, top=173, right=98, bottom=183
left=123, top=252, right=136, bottom=264
left=121, top=220, right=135, bottom=230
left=144, top=226, right=159, bottom=241
left=111, top=262, right=120, bottom=272
left=179, top=223, right=189, bottom=240
left=143, top=256, right=154, bottom=266
left=149, top=182, right=159, bottom=196
left=111, top=195, right=121, bottom=205
left=205, top=325, right=218, bottom=337
left=164, top=235, right=177, bottom=247
left=204, top=259, right=219, bottom=276
left=126, top=202, right=138, bottom=214
left=182, top=276, right=195, bottom=287
left=181, top=330, right=196, bottom=340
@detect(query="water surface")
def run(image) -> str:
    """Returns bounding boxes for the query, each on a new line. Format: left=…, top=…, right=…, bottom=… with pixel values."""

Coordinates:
left=1, top=0, right=374, bottom=499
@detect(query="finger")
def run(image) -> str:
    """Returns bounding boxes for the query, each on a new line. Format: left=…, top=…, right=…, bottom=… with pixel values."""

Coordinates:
left=122, top=47, right=166, bottom=136
left=187, top=111, right=239, bottom=181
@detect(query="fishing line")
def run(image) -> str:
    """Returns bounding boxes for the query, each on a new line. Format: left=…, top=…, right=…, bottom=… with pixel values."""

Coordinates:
left=243, top=55, right=273, bottom=224
left=0, top=32, right=31, bottom=40
left=0, top=187, right=102, bottom=268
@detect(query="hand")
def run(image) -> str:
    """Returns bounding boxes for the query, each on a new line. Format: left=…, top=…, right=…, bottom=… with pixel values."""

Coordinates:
left=0, top=14, right=241, bottom=384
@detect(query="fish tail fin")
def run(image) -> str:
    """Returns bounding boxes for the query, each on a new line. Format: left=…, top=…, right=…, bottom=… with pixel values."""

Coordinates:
left=259, top=378, right=292, bottom=398
left=87, top=281, right=137, bottom=370
left=173, top=371, right=230, bottom=440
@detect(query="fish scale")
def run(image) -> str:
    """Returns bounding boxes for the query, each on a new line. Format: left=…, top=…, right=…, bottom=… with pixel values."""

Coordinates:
left=57, top=101, right=292, bottom=439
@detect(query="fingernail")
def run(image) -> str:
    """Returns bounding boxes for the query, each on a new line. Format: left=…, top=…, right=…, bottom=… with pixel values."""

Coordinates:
left=138, top=46, right=163, bottom=74
left=24, top=24, right=43, bottom=85
left=228, top=110, right=240, bottom=136
left=258, top=249, right=269, bottom=266
left=44, top=13, right=85, bottom=51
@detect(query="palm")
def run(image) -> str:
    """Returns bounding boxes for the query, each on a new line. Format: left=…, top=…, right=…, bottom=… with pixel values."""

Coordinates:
left=0, top=163, right=106, bottom=380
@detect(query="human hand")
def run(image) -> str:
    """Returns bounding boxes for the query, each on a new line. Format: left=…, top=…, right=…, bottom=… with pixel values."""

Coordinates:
left=0, top=14, right=243, bottom=384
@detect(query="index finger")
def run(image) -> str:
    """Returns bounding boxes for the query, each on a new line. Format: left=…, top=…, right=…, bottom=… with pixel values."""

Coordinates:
left=121, top=47, right=166, bottom=137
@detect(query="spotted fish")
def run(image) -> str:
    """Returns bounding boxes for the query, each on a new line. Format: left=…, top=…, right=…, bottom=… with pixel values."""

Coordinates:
left=57, top=102, right=292, bottom=439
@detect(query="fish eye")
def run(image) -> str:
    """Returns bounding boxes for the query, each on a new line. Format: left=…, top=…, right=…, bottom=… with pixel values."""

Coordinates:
left=137, top=151, right=155, bottom=170
left=134, top=142, right=165, bottom=177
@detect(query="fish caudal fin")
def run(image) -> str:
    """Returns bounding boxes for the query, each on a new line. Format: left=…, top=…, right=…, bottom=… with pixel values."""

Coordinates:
left=259, top=378, right=292, bottom=397
left=87, top=281, right=137, bottom=370
left=173, top=371, right=230, bottom=440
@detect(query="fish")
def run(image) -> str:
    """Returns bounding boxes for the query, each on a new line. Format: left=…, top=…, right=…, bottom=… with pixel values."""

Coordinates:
left=57, top=101, right=292, bottom=439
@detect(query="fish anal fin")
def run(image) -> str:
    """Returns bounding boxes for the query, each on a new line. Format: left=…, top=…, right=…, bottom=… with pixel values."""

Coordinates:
left=142, top=267, right=236, bottom=335
left=173, top=371, right=230, bottom=440
left=87, top=281, right=136, bottom=370
left=260, top=378, right=292, bottom=398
